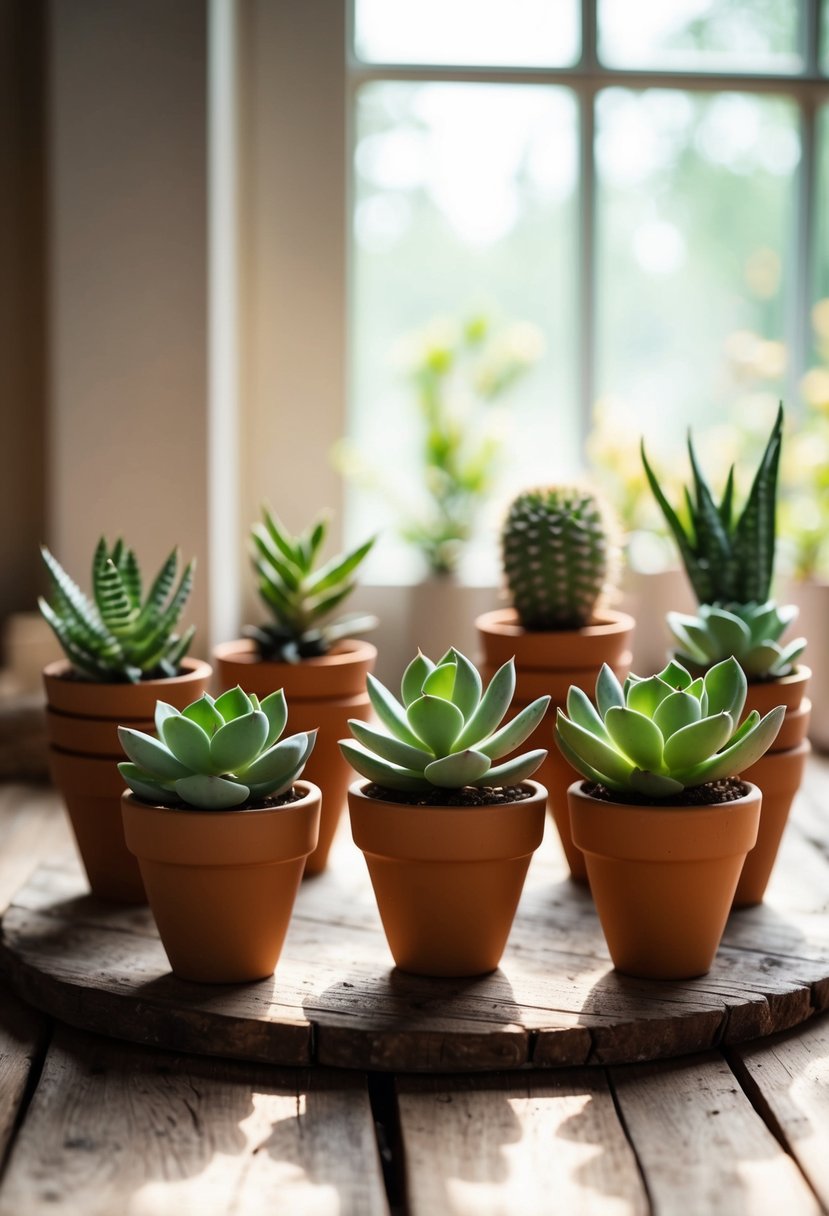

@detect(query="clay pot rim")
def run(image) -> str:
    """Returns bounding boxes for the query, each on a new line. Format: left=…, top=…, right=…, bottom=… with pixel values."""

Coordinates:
left=568, top=778, right=760, bottom=816
left=213, top=637, right=378, bottom=670
left=475, top=607, right=635, bottom=641
left=43, top=656, right=213, bottom=688
left=121, top=778, right=320, bottom=823
left=747, top=664, right=811, bottom=690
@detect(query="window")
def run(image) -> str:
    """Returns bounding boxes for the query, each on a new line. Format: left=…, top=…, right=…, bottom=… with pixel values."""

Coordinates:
left=345, top=0, right=829, bottom=582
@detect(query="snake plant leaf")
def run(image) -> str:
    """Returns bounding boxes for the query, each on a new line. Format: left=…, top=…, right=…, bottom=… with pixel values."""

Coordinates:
left=117, top=763, right=176, bottom=805
left=642, top=441, right=711, bottom=602
left=407, top=695, right=464, bottom=753
left=422, top=662, right=456, bottom=700
left=688, top=436, right=735, bottom=591
left=239, top=731, right=311, bottom=784
left=628, top=770, right=685, bottom=797
left=732, top=403, right=782, bottom=603
left=210, top=710, right=269, bottom=773
left=596, top=664, right=625, bottom=717
left=133, top=548, right=178, bottom=630
left=678, top=705, right=785, bottom=785
left=453, top=659, right=516, bottom=749
left=627, top=675, right=674, bottom=718
left=262, top=505, right=302, bottom=564
left=118, top=728, right=191, bottom=779
left=566, top=685, right=611, bottom=741
left=556, top=711, right=635, bottom=786
left=260, top=689, right=288, bottom=749
left=401, top=652, right=435, bottom=707
left=653, top=690, right=702, bottom=737
left=425, top=749, right=491, bottom=787
left=605, top=706, right=664, bottom=771
left=174, top=774, right=250, bottom=810
left=306, top=583, right=358, bottom=623
left=304, top=535, right=376, bottom=597
left=339, top=740, right=430, bottom=791
left=118, top=546, right=142, bottom=609
left=94, top=550, right=138, bottom=637
left=702, top=658, right=747, bottom=721
left=161, top=714, right=212, bottom=772
left=348, top=719, right=433, bottom=768
left=214, top=686, right=253, bottom=721
left=662, top=712, right=733, bottom=771
left=468, top=749, right=546, bottom=787
left=449, top=649, right=483, bottom=720
left=555, top=729, right=616, bottom=788
left=477, top=696, right=550, bottom=761
left=252, top=526, right=303, bottom=592
left=181, top=694, right=224, bottom=736
left=367, top=673, right=424, bottom=748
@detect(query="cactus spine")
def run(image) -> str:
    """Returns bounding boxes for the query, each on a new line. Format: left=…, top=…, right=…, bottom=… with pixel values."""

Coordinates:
left=503, top=486, right=609, bottom=631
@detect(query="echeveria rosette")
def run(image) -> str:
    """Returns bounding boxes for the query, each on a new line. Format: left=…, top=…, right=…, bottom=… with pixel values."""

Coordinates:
left=118, top=686, right=316, bottom=810
left=668, top=601, right=806, bottom=680
left=555, top=657, right=784, bottom=799
left=340, top=648, right=549, bottom=792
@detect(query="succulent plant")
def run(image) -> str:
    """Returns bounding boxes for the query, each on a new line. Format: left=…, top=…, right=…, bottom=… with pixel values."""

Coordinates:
left=38, top=539, right=195, bottom=684
left=502, top=486, right=610, bottom=630
left=556, top=657, right=784, bottom=799
left=668, top=602, right=806, bottom=679
left=340, top=648, right=549, bottom=792
left=247, top=508, right=377, bottom=663
left=118, top=687, right=316, bottom=810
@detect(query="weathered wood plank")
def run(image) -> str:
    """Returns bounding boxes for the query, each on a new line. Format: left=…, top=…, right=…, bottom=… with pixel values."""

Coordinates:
left=731, top=1015, right=829, bottom=1209
left=398, top=1071, right=648, bottom=1216
left=611, top=1053, right=821, bottom=1216
left=0, top=785, right=68, bottom=916
left=0, top=988, right=47, bottom=1164
left=0, top=1026, right=389, bottom=1216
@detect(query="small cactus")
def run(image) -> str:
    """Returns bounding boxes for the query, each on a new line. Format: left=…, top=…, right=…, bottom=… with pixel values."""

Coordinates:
left=503, top=486, right=609, bottom=630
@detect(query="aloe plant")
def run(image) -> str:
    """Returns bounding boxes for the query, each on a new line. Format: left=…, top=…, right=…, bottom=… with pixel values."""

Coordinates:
left=556, top=657, right=784, bottom=799
left=248, top=508, right=377, bottom=663
left=119, top=687, right=315, bottom=810
left=340, top=648, right=549, bottom=792
left=38, top=539, right=195, bottom=683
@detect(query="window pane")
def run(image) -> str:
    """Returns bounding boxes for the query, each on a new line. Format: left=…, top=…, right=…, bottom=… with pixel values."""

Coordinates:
left=354, top=0, right=579, bottom=68
left=598, top=0, right=801, bottom=72
left=596, top=90, right=798, bottom=447
left=348, top=83, right=578, bottom=580
left=824, top=0, right=829, bottom=73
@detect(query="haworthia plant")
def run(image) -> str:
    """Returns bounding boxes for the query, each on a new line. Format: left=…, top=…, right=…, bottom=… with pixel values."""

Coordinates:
left=39, top=539, right=195, bottom=684
left=247, top=508, right=377, bottom=663
left=339, top=648, right=549, bottom=792
left=555, top=657, right=784, bottom=799
left=119, top=686, right=316, bottom=810
left=667, top=602, right=806, bottom=680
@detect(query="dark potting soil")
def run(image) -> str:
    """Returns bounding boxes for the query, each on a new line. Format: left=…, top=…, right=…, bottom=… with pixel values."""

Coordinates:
left=242, top=786, right=306, bottom=811
left=362, top=783, right=536, bottom=807
left=583, top=777, right=750, bottom=808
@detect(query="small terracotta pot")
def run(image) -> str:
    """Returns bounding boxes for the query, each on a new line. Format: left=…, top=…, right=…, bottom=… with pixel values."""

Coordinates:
left=213, top=639, right=376, bottom=875
left=477, top=608, right=635, bottom=883
left=42, top=658, right=212, bottom=903
left=732, top=666, right=811, bottom=907
left=122, top=781, right=321, bottom=983
left=569, top=781, right=761, bottom=980
left=348, top=780, right=547, bottom=977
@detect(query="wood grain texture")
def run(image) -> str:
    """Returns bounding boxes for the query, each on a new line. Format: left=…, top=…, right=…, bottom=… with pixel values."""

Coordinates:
left=731, top=1015, right=829, bottom=1209
left=2, top=762, right=829, bottom=1072
left=610, top=1053, right=821, bottom=1216
left=0, top=1026, right=388, bottom=1216
left=398, top=1072, right=648, bottom=1216
left=0, top=988, right=47, bottom=1164
left=0, top=784, right=69, bottom=916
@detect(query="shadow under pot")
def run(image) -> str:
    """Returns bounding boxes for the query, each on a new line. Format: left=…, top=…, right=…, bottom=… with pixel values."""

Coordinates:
left=476, top=608, right=635, bottom=884
left=347, top=779, right=547, bottom=978
left=734, top=666, right=811, bottom=908
left=121, top=781, right=321, bottom=984
left=568, top=781, right=761, bottom=981
left=213, top=639, right=376, bottom=875
left=43, top=658, right=212, bottom=903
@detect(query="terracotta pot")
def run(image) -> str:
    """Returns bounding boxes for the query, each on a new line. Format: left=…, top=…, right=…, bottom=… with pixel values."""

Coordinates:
left=732, top=666, right=811, bottom=908
left=784, top=578, right=829, bottom=751
left=348, top=780, right=547, bottom=977
left=122, top=781, right=321, bottom=983
left=477, top=608, right=635, bottom=883
left=569, top=781, right=761, bottom=980
left=213, top=639, right=376, bottom=875
left=42, top=658, right=212, bottom=903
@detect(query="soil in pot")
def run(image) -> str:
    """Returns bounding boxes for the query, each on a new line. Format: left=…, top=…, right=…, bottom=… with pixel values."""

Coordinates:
left=477, top=608, right=635, bottom=883
left=42, top=658, right=212, bottom=903
left=348, top=779, right=547, bottom=977
left=122, top=780, right=321, bottom=983
left=214, top=639, right=376, bottom=875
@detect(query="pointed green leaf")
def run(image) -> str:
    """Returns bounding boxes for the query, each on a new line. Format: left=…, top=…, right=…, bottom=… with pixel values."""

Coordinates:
left=304, top=535, right=375, bottom=596
left=627, top=675, right=674, bottom=719
left=703, top=657, right=747, bottom=721
left=407, top=695, right=464, bottom=754
left=477, top=696, right=550, bottom=761
left=260, top=689, right=288, bottom=747
left=453, top=658, right=516, bottom=750
left=657, top=660, right=693, bottom=690
left=566, top=685, right=611, bottom=741
left=182, top=694, right=224, bottom=735
left=653, top=690, right=702, bottom=738
left=556, top=711, right=634, bottom=786
left=118, top=762, right=177, bottom=805
left=161, top=714, right=211, bottom=771
left=555, top=729, right=616, bottom=789
left=450, top=650, right=483, bottom=720
left=118, top=728, right=190, bottom=779
left=348, top=719, right=432, bottom=768
left=339, top=740, right=430, bottom=791
left=401, top=653, right=435, bottom=706
left=425, top=749, right=491, bottom=787
left=468, top=749, right=546, bottom=788
left=210, top=711, right=269, bottom=773
left=605, top=706, right=664, bottom=771
left=240, top=731, right=309, bottom=784
left=628, top=770, right=684, bottom=797
left=214, top=686, right=253, bottom=721
left=678, top=706, right=785, bottom=784
left=174, top=774, right=249, bottom=809
left=662, top=712, right=733, bottom=771
left=367, top=673, right=424, bottom=748
left=742, top=644, right=786, bottom=677
left=154, top=700, right=181, bottom=737
left=596, top=664, right=624, bottom=716
left=422, top=661, right=456, bottom=700
left=702, top=607, right=751, bottom=656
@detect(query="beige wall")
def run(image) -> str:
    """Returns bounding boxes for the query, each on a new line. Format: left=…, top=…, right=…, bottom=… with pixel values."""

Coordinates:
left=0, top=0, right=47, bottom=625
left=47, top=0, right=211, bottom=650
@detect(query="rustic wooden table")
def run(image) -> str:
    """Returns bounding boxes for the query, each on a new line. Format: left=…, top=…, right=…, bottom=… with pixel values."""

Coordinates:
left=0, top=769, right=827, bottom=1216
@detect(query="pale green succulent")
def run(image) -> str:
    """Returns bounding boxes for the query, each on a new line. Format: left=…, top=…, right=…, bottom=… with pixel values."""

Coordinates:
left=556, top=657, right=784, bottom=799
left=339, top=648, right=549, bottom=792
left=118, top=687, right=316, bottom=810
left=668, top=602, right=806, bottom=680
left=39, top=539, right=195, bottom=683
